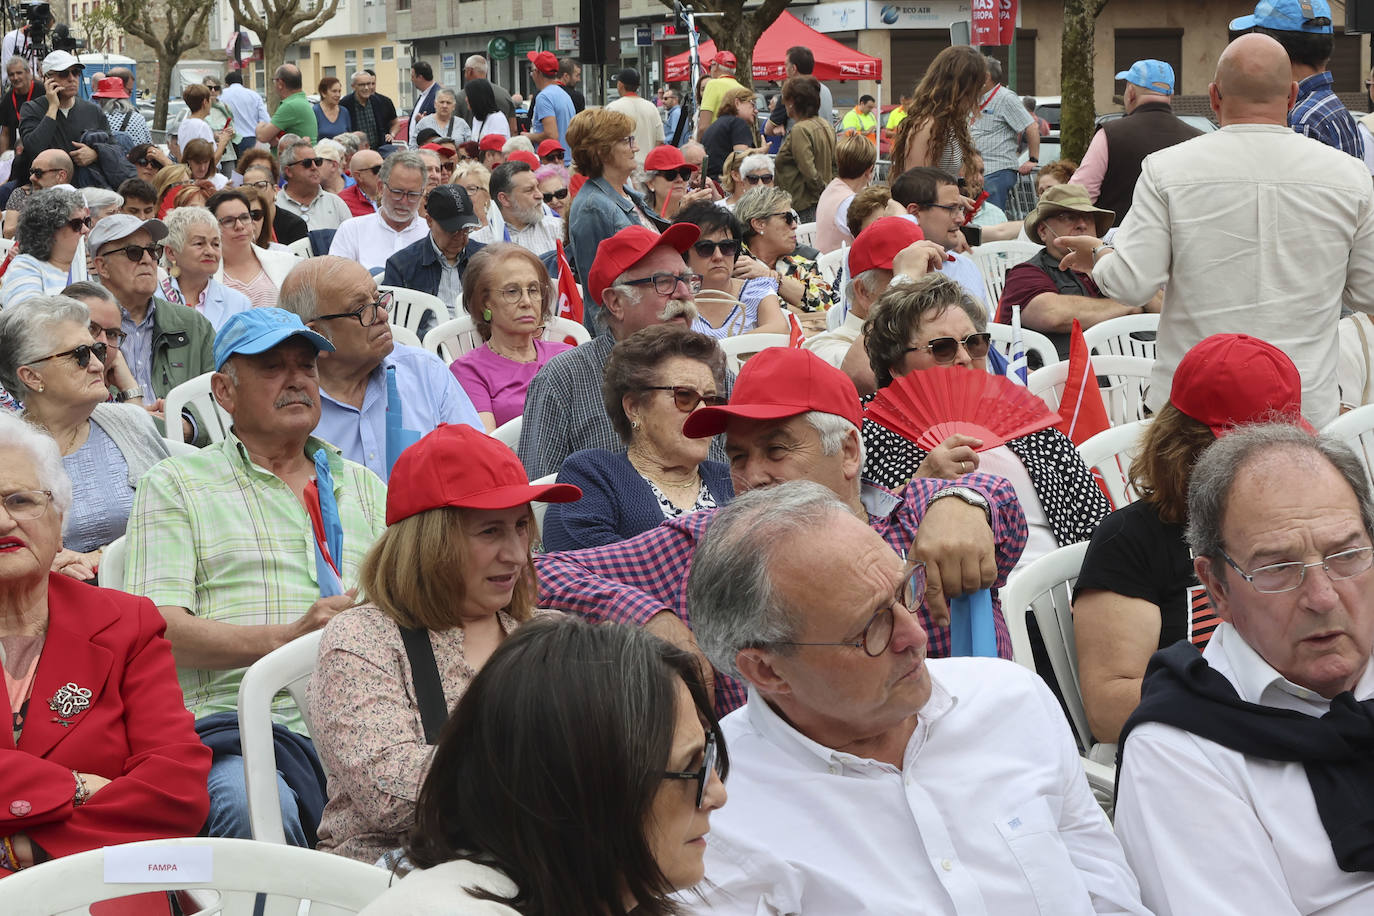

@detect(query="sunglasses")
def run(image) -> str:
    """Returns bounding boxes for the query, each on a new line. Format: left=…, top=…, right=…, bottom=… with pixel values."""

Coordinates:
left=904, top=332, right=993, bottom=364
left=28, top=341, right=107, bottom=370
left=655, top=167, right=694, bottom=182
left=291, top=157, right=325, bottom=168
left=440, top=161, right=456, bottom=173
left=767, top=210, right=799, bottom=226
left=542, top=188, right=569, bottom=203
left=250, top=209, right=266, bottom=221
left=29, top=167, right=60, bottom=180
left=65, top=215, right=92, bottom=233
left=743, top=173, right=774, bottom=184
left=643, top=385, right=727, bottom=412
left=691, top=239, right=740, bottom=259
left=354, top=165, right=382, bottom=176
left=101, top=243, right=164, bottom=263
left=132, top=157, right=151, bottom=168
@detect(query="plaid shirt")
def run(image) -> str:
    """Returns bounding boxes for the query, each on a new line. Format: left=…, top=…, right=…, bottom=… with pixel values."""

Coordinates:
left=1290, top=71, right=1365, bottom=159
left=536, top=472, right=1027, bottom=716
left=124, top=432, right=388, bottom=732
left=971, top=84, right=1035, bottom=173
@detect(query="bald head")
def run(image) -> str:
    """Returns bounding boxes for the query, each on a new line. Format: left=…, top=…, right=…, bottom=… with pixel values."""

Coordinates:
left=1213, top=34, right=1295, bottom=112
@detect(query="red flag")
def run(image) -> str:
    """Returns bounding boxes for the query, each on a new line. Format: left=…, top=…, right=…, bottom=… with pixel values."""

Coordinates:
left=1056, top=319, right=1110, bottom=446
left=555, top=240, right=583, bottom=325
left=787, top=311, right=806, bottom=348
left=998, top=0, right=1019, bottom=45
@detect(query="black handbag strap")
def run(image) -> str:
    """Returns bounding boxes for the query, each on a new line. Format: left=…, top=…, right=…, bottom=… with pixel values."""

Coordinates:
left=398, top=625, right=448, bottom=744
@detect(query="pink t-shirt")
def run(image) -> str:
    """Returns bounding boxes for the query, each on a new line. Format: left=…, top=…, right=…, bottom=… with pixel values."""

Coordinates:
left=450, top=339, right=573, bottom=427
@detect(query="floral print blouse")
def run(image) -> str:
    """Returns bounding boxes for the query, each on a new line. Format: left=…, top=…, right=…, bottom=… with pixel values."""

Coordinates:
left=742, top=242, right=838, bottom=313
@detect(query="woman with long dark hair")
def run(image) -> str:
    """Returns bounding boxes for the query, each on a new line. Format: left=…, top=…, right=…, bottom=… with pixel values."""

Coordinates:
left=467, top=78, right=510, bottom=142
left=890, top=45, right=987, bottom=179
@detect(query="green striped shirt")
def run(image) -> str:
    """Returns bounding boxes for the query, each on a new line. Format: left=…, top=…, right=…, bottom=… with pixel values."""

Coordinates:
left=124, top=433, right=387, bottom=732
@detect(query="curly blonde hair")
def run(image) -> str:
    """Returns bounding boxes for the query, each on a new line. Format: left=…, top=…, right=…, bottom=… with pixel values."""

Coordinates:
left=890, top=45, right=986, bottom=180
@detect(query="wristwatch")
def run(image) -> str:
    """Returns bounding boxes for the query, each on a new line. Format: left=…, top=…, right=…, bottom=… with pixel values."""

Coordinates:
left=1027, top=156, right=1039, bottom=163
left=118, top=385, right=144, bottom=402
left=928, top=486, right=991, bottom=522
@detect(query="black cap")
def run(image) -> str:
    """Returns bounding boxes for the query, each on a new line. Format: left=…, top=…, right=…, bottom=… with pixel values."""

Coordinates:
left=426, top=184, right=480, bottom=232
left=615, top=68, right=640, bottom=90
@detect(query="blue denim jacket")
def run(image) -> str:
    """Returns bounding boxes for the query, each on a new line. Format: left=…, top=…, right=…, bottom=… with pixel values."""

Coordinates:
left=567, top=176, right=659, bottom=335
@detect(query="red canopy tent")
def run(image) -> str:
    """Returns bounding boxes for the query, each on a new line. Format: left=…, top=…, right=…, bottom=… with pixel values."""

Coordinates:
left=664, top=12, right=882, bottom=83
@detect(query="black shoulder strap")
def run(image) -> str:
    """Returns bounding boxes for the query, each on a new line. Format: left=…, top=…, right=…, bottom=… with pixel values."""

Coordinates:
left=398, top=625, right=448, bottom=744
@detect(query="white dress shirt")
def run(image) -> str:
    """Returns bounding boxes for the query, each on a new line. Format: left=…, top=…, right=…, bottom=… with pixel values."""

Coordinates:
left=469, top=213, right=562, bottom=259
left=328, top=211, right=430, bottom=272
left=691, top=659, right=1146, bottom=915
left=1115, top=623, right=1374, bottom=916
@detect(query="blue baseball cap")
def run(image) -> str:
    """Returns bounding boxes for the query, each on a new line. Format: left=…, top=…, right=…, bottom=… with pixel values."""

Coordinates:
left=1229, top=0, right=1333, bottom=33
left=213, top=308, right=334, bottom=371
left=1115, top=60, right=1175, bottom=95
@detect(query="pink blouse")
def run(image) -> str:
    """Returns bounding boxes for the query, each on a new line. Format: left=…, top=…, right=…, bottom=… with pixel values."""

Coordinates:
left=222, top=260, right=278, bottom=310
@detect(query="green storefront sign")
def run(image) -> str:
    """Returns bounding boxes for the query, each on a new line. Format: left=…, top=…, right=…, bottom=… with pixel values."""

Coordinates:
left=488, top=37, right=512, bottom=60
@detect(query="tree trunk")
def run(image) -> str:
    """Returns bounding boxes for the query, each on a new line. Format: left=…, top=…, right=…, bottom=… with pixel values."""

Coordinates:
left=261, top=33, right=290, bottom=113
left=153, top=63, right=175, bottom=131
left=1060, top=0, right=1109, bottom=162
left=705, top=14, right=762, bottom=88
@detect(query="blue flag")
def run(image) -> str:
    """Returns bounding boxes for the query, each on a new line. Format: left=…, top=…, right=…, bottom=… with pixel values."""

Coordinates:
left=385, top=365, right=422, bottom=475
left=310, top=449, right=345, bottom=598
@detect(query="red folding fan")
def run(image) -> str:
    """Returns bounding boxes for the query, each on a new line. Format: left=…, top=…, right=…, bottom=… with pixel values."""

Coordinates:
left=865, top=367, right=1059, bottom=451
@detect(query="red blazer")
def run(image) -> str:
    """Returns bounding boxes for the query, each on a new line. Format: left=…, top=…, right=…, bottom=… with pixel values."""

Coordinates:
left=1, top=574, right=211, bottom=868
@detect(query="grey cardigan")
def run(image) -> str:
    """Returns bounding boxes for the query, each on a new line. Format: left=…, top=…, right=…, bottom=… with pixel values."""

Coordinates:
left=89, top=402, right=171, bottom=488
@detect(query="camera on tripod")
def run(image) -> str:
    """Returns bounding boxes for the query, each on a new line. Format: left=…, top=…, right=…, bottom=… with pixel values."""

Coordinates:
left=6, top=1, right=82, bottom=59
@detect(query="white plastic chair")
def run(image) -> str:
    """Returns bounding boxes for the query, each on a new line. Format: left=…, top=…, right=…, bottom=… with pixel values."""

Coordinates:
left=1081, top=312, right=1160, bottom=360
left=969, top=240, right=1040, bottom=303
left=1321, top=403, right=1374, bottom=491
left=531, top=472, right=557, bottom=535
left=163, top=371, right=232, bottom=447
left=235, top=631, right=325, bottom=845
left=389, top=324, right=422, bottom=349
left=287, top=236, right=313, bottom=259
left=987, top=322, right=1059, bottom=372
left=717, top=332, right=792, bottom=373
left=1027, top=354, right=1155, bottom=427
left=544, top=315, right=591, bottom=346
left=816, top=246, right=847, bottom=284
left=0, top=836, right=390, bottom=916
left=493, top=415, right=522, bottom=450
left=100, top=535, right=126, bottom=592
left=794, top=220, right=818, bottom=249
left=380, top=285, right=449, bottom=337
left=1075, top=419, right=1152, bottom=510
left=423, top=314, right=481, bottom=363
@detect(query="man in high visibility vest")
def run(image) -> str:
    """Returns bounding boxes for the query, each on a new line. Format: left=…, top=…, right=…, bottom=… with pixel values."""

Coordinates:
left=840, top=95, right=878, bottom=144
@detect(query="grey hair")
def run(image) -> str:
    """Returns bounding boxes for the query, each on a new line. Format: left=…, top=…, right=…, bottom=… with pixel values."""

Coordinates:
left=0, top=411, right=74, bottom=516
left=5, top=55, right=27, bottom=73
left=436, top=88, right=458, bottom=104
left=336, top=132, right=363, bottom=157
left=61, top=280, right=114, bottom=303
left=380, top=149, right=427, bottom=184
left=739, top=153, right=773, bottom=177
left=279, top=139, right=315, bottom=169
left=688, top=480, right=852, bottom=678
left=162, top=205, right=220, bottom=256
left=608, top=269, right=644, bottom=308
left=16, top=188, right=85, bottom=260
left=464, top=55, right=488, bottom=74
left=803, top=409, right=864, bottom=465
left=81, top=187, right=123, bottom=221
left=451, top=160, right=491, bottom=189
left=735, top=185, right=794, bottom=240
left=0, top=295, right=91, bottom=397
left=277, top=257, right=340, bottom=326
left=1186, top=424, right=1374, bottom=569
left=844, top=267, right=889, bottom=303
left=502, top=135, right=535, bottom=155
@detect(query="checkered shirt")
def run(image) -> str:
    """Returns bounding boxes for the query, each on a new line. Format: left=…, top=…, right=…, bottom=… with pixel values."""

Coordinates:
left=1291, top=71, right=1365, bottom=159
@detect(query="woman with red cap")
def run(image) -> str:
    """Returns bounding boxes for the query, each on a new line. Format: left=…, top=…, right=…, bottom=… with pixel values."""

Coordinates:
left=1073, top=333, right=1315, bottom=748
left=308, top=424, right=581, bottom=864
left=642, top=145, right=714, bottom=220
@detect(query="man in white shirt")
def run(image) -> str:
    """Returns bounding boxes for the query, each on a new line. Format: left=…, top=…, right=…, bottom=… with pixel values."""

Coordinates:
left=1057, top=33, right=1374, bottom=428
left=469, top=160, right=561, bottom=259
left=607, top=68, right=664, bottom=171
left=275, top=138, right=352, bottom=232
left=219, top=71, right=270, bottom=157
left=329, top=149, right=430, bottom=273
left=890, top=166, right=990, bottom=317
left=685, top=480, right=1147, bottom=915
left=1115, top=422, right=1374, bottom=915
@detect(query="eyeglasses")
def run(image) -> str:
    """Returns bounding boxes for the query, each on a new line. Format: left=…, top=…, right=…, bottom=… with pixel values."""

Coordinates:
left=920, top=201, right=965, bottom=215
left=1218, top=545, right=1374, bottom=594
left=662, top=733, right=721, bottom=809
left=249, top=209, right=266, bottom=221
left=642, top=385, right=727, bottom=412
left=291, top=157, right=325, bottom=169
left=904, top=332, right=993, bottom=364
left=691, top=239, right=740, bottom=260
left=315, top=290, right=394, bottom=326
left=354, top=165, right=382, bottom=176
left=65, top=215, right=92, bottom=233
left=89, top=322, right=127, bottom=345
left=491, top=283, right=543, bottom=305
left=766, top=210, right=799, bottom=226
left=771, top=565, right=924, bottom=657
left=616, top=135, right=638, bottom=147
left=385, top=184, right=425, bottom=202
left=542, top=188, right=568, bottom=203
left=27, top=341, right=108, bottom=370
left=244, top=179, right=274, bottom=190
left=2, top=489, right=53, bottom=521
left=100, top=243, right=164, bottom=263
left=218, top=212, right=253, bottom=228
left=460, top=184, right=486, bottom=197
left=655, top=167, right=694, bottom=182
left=29, top=167, right=60, bottom=180
left=743, top=173, right=774, bottom=185
left=440, top=161, right=457, bottom=174
left=620, top=271, right=703, bottom=296
left=206, top=84, right=221, bottom=91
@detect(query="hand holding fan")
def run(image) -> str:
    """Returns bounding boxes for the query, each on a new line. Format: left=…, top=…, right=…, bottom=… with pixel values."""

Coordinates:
left=865, top=367, right=1059, bottom=451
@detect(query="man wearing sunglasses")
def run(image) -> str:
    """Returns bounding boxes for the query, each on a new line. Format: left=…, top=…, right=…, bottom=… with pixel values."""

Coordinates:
left=684, top=481, right=1143, bottom=914
left=89, top=214, right=216, bottom=443
left=339, top=148, right=384, bottom=216
left=1, top=146, right=69, bottom=239
left=276, top=138, right=352, bottom=232
left=470, top=160, right=562, bottom=260
left=329, top=149, right=430, bottom=272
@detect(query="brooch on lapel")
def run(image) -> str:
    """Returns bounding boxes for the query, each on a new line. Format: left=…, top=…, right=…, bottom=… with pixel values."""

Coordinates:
left=47, top=682, right=92, bottom=727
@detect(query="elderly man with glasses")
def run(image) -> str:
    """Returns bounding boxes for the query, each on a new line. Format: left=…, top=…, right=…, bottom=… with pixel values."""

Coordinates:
left=1115, top=423, right=1374, bottom=914
left=275, top=138, right=351, bottom=232
left=88, top=213, right=215, bottom=443
left=277, top=255, right=481, bottom=481
left=328, top=149, right=430, bottom=272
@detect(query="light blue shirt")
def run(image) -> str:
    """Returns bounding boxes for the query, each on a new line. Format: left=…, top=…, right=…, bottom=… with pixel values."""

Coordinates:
left=120, top=299, right=158, bottom=395
left=665, top=104, right=683, bottom=145
left=313, top=343, right=483, bottom=481
left=532, top=84, right=576, bottom=166
left=219, top=83, right=271, bottom=136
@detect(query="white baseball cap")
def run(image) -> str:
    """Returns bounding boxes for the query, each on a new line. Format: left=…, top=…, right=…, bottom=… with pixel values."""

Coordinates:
left=42, top=51, right=83, bottom=75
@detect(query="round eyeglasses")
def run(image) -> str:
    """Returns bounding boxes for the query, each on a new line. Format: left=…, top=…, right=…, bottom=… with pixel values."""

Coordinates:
left=768, top=565, right=925, bottom=657
left=314, top=291, right=395, bottom=326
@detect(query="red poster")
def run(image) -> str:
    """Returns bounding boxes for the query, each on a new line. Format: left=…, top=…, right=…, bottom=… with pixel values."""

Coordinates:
left=971, top=0, right=998, bottom=45
left=999, top=0, right=1019, bottom=46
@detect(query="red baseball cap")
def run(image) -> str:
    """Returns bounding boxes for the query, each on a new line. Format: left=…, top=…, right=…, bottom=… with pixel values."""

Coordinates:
left=419, top=142, right=457, bottom=158
left=507, top=149, right=540, bottom=169
left=537, top=139, right=565, bottom=158
left=386, top=425, right=582, bottom=525
left=478, top=134, right=506, bottom=153
left=527, top=50, right=560, bottom=76
left=587, top=223, right=699, bottom=305
left=1169, top=334, right=1314, bottom=437
left=684, top=348, right=863, bottom=438
left=713, top=51, right=738, bottom=68
left=643, top=145, right=698, bottom=173
left=849, top=217, right=925, bottom=276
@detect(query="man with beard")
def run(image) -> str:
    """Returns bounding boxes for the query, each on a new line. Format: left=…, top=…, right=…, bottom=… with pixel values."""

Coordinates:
left=328, top=149, right=430, bottom=272
left=340, top=69, right=399, bottom=151
left=469, top=160, right=562, bottom=259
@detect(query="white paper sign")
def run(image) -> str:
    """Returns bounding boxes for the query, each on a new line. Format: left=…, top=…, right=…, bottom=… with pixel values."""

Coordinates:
left=104, top=845, right=214, bottom=884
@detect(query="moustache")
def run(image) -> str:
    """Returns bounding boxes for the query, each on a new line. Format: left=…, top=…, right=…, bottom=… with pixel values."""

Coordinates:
left=274, top=390, right=315, bottom=409
left=659, top=298, right=700, bottom=325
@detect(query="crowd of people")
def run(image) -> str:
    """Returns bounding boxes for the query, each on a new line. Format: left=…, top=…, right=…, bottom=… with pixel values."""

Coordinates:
left=4, top=1, right=1374, bottom=911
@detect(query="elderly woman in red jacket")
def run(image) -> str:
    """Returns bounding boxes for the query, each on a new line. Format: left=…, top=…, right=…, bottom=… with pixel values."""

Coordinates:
left=0, top=411, right=209, bottom=891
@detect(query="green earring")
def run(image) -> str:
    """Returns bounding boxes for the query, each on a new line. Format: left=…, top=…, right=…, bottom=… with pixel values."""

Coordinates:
left=482, top=308, right=492, bottom=321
